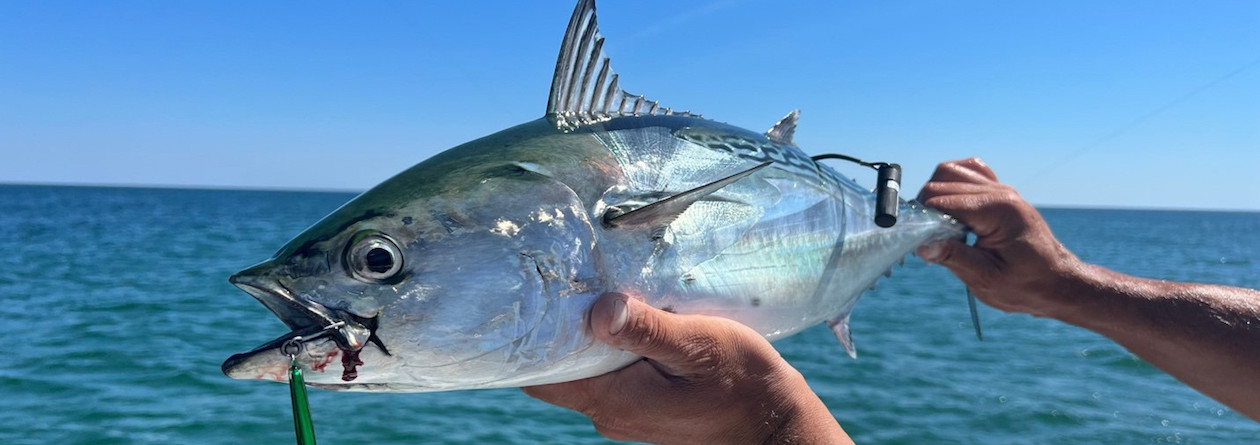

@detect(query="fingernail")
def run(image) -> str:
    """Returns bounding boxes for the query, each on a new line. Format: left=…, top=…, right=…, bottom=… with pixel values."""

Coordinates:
left=918, top=243, right=943, bottom=262
left=609, top=297, right=628, bottom=336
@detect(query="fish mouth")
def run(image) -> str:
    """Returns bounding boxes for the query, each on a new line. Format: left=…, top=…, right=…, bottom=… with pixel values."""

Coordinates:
left=229, top=273, right=342, bottom=334
left=222, top=268, right=377, bottom=377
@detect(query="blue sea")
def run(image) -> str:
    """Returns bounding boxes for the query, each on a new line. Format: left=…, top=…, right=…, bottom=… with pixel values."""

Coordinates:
left=2, top=184, right=1258, bottom=444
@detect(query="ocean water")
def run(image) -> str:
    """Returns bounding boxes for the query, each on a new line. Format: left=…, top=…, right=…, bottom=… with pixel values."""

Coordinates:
left=1, top=184, right=1257, bottom=444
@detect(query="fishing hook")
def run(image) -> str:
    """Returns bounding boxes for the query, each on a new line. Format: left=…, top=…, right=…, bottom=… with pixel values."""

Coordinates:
left=285, top=321, right=347, bottom=354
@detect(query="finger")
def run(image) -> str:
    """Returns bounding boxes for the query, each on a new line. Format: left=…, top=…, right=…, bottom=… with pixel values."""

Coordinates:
left=917, top=190, right=996, bottom=221
left=521, top=361, right=654, bottom=413
left=916, top=239, right=996, bottom=287
left=521, top=374, right=610, bottom=413
left=928, top=158, right=999, bottom=184
left=522, top=359, right=671, bottom=417
left=916, top=181, right=998, bottom=203
left=955, top=157, right=999, bottom=181
left=918, top=192, right=1017, bottom=235
left=588, top=293, right=734, bottom=375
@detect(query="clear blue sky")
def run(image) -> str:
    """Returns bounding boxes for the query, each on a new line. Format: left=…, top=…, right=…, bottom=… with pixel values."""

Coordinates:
left=2, top=1, right=1257, bottom=210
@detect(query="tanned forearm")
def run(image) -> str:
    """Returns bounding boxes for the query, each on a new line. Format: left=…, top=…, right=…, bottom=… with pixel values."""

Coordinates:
left=1054, top=264, right=1260, bottom=420
left=759, top=377, right=854, bottom=445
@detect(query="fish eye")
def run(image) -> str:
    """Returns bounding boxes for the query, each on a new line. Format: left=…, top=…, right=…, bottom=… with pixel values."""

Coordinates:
left=346, top=232, right=403, bottom=282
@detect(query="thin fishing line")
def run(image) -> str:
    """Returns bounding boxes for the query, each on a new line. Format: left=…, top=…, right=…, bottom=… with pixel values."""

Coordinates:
left=1021, top=55, right=1260, bottom=187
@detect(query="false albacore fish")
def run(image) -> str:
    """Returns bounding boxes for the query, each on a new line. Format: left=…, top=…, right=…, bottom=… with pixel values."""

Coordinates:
left=222, top=0, right=963, bottom=392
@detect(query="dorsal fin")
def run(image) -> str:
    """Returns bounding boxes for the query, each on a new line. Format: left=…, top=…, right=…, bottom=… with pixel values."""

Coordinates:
left=765, top=110, right=800, bottom=145
left=546, top=0, right=696, bottom=132
left=604, top=162, right=771, bottom=229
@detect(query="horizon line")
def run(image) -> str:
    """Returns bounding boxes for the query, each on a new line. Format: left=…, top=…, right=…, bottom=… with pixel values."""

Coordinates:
left=2, top=180, right=1257, bottom=214
left=0, top=180, right=363, bottom=195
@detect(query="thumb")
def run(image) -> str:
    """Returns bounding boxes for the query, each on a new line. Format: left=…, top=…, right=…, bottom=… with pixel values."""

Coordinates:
left=917, top=239, right=994, bottom=286
left=588, top=292, right=723, bottom=375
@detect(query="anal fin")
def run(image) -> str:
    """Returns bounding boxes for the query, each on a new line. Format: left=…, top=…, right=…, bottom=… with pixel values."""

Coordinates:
left=826, top=314, right=857, bottom=359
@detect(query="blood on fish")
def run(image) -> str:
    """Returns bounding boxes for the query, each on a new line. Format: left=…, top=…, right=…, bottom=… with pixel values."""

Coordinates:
left=311, top=350, right=339, bottom=372
left=341, top=348, right=364, bottom=381
left=261, top=366, right=287, bottom=382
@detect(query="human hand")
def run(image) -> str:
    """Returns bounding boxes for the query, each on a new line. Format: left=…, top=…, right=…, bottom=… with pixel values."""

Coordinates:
left=915, top=158, right=1087, bottom=319
left=522, top=293, right=852, bottom=445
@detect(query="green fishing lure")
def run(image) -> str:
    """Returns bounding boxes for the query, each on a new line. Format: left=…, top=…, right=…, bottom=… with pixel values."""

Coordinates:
left=289, top=355, right=316, bottom=445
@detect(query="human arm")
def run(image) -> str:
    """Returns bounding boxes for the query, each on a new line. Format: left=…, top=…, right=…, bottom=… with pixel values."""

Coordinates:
left=917, top=157, right=1260, bottom=420
left=523, top=292, right=853, bottom=445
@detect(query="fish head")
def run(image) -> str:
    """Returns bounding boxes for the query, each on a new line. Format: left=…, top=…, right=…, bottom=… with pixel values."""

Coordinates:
left=223, top=122, right=609, bottom=390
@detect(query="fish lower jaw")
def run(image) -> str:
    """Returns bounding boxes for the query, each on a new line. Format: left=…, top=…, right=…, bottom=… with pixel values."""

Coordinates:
left=222, top=334, right=355, bottom=382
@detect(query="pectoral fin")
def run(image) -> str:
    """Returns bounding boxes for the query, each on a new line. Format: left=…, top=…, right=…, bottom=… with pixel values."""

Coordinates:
left=604, top=162, right=771, bottom=229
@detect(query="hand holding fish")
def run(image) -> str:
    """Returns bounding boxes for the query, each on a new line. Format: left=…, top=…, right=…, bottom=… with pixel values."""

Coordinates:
left=523, top=293, right=853, bottom=445
left=918, top=158, right=1260, bottom=421
left=914, top=157, right=1086, bottom=318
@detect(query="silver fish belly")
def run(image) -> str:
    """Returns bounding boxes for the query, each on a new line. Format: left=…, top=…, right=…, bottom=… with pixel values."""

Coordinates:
left=221, top=0, right=962, bottom=392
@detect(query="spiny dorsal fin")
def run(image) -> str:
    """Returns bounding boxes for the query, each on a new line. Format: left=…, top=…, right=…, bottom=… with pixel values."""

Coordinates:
left=546, top=0, right=696, bottom=132
left=604, top=162, right=771, bottom=229
left=765, top=110, right=800, bottom=145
